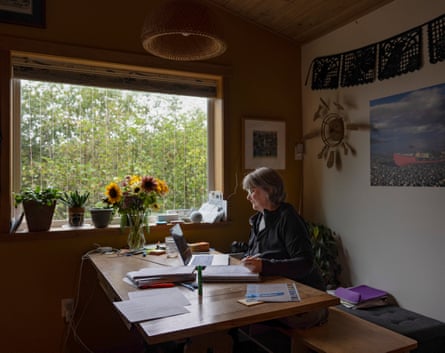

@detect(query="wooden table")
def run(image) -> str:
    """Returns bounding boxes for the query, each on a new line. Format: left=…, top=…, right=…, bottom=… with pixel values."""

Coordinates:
left=88, top=251, right=340, bottom=346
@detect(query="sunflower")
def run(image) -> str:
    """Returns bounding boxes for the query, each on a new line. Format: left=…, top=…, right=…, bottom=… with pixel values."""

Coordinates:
left=129, top=175, right=141, bottom=186
left=132, top=184, right=142, bottom=194
left=104, top=174, right=168, bottom=216
left=105, top=182, right=122, bottom=204
left=151, top=202, right=161, bottom=211
left=156, top=178, right=169, bottom=195
left=141, top=176, right=157, bottom=193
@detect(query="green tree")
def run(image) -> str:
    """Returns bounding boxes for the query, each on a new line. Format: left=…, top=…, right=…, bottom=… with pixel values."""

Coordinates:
left=19, top=81, right=208, bottom=220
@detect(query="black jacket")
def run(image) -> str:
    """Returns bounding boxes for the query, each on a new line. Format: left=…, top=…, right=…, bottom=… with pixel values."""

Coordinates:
left=246, top=202, right=325, bottom=291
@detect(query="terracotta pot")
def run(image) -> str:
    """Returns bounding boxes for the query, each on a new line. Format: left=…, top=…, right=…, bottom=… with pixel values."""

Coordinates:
left=68, top=207, right=85, bottom=227
left=23, top=200, right=56, bottom=232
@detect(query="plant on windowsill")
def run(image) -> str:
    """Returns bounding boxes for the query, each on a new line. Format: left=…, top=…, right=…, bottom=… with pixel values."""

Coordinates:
left=89, top=201, right=114, bottom=229
left=305, top=221, right=342, bottom=290
left=14, top=186, right=61, bottom=232
left=60, top=190, right=90, bottom=227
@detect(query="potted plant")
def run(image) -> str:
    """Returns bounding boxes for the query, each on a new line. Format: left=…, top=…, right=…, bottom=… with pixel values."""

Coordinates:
left=89, top=201, right=114, bottom=228
left=305, top=221, right=342, bottom=289
left=60, top=190, right=90, bottom=226
left=14, top=186, right=61, bottom=232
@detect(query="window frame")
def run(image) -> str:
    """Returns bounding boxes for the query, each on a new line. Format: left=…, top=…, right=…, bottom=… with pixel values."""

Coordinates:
left=3, top=50, right=224, bottom=234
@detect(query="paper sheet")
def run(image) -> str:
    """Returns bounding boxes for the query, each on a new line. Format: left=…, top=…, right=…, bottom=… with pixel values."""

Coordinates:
left=245, top=283, right=300, bottom=302
left=128, top=287, right=190, bottom=305
left=202, top=265, right=260, bottom=282
left=114, top=287, right=190, bottom=323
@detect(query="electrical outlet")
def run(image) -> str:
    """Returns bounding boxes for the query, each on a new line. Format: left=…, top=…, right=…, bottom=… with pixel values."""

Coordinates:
left=295, top=143, right=304, bottom=160
left=61, top=298, right=74, bottom=321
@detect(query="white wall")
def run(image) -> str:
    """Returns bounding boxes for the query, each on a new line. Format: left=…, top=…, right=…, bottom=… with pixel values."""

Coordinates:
left=301, top=0, right=445, bottom=321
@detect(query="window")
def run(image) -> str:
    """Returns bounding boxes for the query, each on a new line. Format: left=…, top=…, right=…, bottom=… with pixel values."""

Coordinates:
left=10, top=53, right=224, bottom=229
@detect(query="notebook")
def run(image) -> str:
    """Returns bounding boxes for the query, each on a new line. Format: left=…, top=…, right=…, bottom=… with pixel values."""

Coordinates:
left=170, top=224, right=229, bottom=266
left=126, top=266, right=196, bottom=288
left=201, top=265, right=260, bottom=282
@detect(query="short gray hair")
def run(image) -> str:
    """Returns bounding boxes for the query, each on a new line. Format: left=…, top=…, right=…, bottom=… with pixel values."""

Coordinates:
left=242, top=167, right=286, bottom=205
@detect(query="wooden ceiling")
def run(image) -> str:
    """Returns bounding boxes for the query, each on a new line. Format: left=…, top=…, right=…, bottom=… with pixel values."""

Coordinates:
left=205, top=0, right=394, bottom=44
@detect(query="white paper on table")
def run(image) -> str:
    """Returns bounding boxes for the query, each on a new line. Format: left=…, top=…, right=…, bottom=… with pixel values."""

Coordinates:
left=201, top=265, right=260, bottom=282
left=114, top=287, right=190, bottom=323
left=128, top=287, right=190, bottom=306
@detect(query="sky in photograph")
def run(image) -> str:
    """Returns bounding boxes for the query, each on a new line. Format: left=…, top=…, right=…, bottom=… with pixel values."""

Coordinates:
left=370, top=82, right=445, bottom=156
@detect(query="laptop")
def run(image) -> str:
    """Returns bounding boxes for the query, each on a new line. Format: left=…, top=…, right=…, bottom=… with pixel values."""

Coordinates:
left=170, top=224, right=229, bottom=267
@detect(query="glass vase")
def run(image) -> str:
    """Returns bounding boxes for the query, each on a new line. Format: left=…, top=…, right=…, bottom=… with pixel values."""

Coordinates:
left=127, top=211, right=147, bottom=251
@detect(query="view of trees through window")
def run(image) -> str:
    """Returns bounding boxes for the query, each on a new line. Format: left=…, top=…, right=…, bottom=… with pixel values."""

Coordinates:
left=18, top=79, right=209, bottom=221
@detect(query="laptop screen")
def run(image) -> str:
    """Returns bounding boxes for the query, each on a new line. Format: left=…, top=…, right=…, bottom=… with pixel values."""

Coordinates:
left=170, top=224, right=192, bottom=265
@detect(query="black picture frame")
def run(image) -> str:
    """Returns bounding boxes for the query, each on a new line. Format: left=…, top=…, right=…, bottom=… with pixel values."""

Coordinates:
left=243, top=118, right=286, bottom=170
left=0, top=0, right=45, bottom=28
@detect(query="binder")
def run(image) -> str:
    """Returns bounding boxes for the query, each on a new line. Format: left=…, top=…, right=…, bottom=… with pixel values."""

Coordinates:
left=335, top=285, right=387, bottom=305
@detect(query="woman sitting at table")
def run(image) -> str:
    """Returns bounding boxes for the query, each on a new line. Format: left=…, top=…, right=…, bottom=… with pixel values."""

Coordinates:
left=241, top=166, right=327, bottom=329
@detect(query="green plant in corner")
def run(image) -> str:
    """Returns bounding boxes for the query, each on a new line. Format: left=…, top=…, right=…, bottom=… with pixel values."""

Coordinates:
left=60, top=190, right=90, bottom=208
left=305, top=221, right=342, bottom=289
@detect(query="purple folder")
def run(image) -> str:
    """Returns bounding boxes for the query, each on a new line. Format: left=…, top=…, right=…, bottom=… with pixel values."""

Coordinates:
left=335, top=285, right=387, bottom=304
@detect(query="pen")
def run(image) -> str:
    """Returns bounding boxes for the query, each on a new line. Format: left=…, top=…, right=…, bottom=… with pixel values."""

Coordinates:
left=125, top=249, right=144, bottom=256
left=197, top=265, right=203, bottom=296
left=180, top=282, right=195, bottom=291
left=139, top=282, right=175, bottom=289
left=245, top=250, right=282, bottom=259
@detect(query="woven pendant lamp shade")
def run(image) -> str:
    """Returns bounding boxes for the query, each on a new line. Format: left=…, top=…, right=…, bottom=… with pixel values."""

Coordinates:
left=141, top=0, right=227, bottom=61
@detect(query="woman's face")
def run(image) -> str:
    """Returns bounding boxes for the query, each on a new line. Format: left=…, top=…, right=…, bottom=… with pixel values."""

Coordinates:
left=246, top=187, right=270, bottom=212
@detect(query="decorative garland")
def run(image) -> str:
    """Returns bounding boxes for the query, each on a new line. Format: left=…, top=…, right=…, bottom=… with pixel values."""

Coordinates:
left=308, top=13, right=445, bottom=90
left=341, top=44, right=376, bottom=87
left=378, top=27, right=422, bottom=80
left=428, top=14, right=445, bottom=64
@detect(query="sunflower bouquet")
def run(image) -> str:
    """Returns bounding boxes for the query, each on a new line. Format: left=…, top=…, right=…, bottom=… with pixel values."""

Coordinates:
left=104, top=175, right=168, bottom=249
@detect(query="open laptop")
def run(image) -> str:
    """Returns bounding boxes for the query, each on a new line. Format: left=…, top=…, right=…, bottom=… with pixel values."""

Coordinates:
left=170, top=224, right=229, bottom=266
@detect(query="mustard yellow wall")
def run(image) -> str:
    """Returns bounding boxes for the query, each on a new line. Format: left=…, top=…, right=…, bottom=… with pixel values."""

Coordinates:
left=0, top=1, right=302, bottom=352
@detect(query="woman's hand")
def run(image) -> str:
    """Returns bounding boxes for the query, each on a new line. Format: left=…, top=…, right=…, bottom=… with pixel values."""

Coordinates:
left=241, top=256, right=263, bottom=273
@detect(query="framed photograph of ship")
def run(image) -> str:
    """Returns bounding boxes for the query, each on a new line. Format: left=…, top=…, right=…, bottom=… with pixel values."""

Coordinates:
left=370, top=82, right=445, bottom=187
left=243, top=118, right=286, bottom=170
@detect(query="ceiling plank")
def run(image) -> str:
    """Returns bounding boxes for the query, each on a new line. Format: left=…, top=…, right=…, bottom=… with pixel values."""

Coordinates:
left=205, top=0, right=394, bottom=43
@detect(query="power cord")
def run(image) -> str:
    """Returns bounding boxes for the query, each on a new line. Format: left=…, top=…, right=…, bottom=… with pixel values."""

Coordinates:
left=62, top=244, right=118, bottom=353
left=62, top=249, right=96, bottom=353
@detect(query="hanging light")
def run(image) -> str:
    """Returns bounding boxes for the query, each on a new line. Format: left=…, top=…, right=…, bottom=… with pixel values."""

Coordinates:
left=141, top=0, right=227, bottom=61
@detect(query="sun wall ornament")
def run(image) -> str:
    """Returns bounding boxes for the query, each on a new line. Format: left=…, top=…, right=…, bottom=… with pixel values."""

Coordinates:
left=303, top=98, right=370, bottom=170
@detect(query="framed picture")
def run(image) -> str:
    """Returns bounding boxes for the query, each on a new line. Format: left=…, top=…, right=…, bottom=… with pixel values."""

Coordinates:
left=243, top=118, right=286, bottom=170
left=0, top=0, right=45, bottom=27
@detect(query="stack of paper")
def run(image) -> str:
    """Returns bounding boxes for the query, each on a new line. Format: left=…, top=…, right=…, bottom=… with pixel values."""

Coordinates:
left=201, top=265, right=261, bottom=282
left=245, top=283, right=300, bottom=302
left=113, top=287, right=190, bottom=323
left=126, top=266, right=196, bottom=288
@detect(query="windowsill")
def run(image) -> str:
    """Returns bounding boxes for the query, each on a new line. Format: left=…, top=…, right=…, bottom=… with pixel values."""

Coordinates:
left=3, top=221, right=231, bottom=240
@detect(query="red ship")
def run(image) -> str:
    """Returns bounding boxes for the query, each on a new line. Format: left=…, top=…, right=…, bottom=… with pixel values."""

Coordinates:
left=393, top=152, right=445, bottom=167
